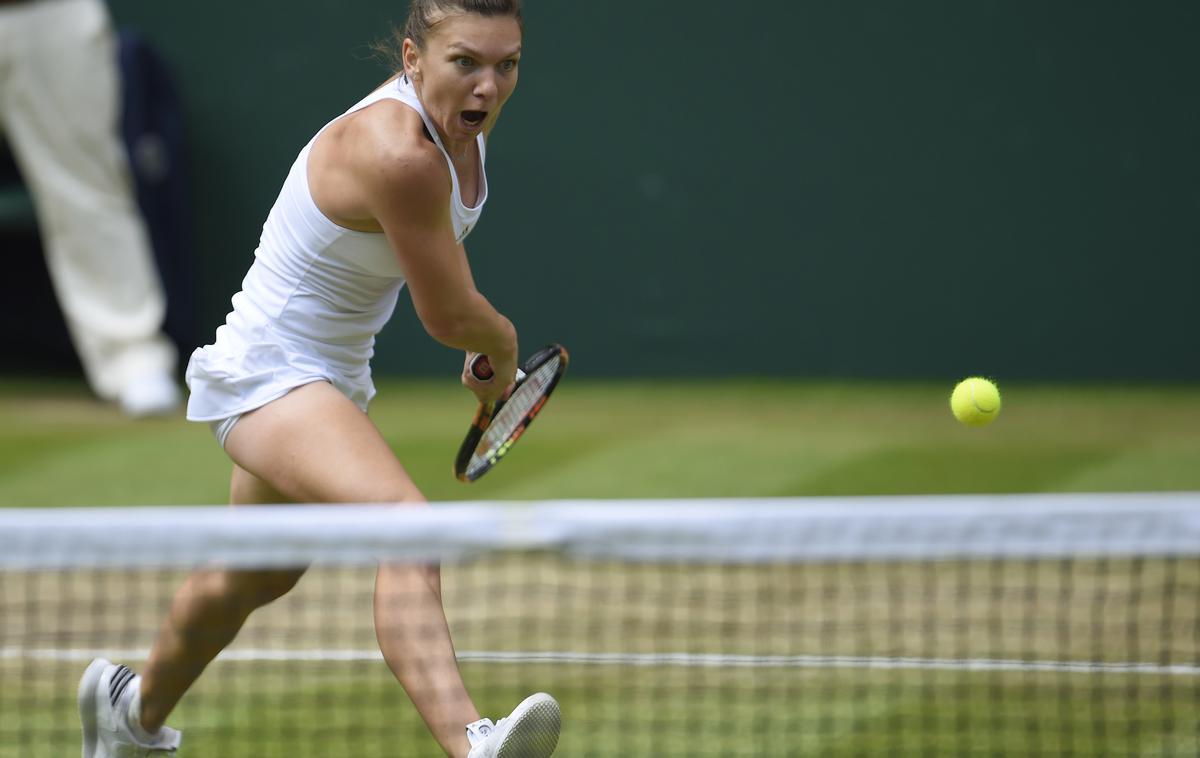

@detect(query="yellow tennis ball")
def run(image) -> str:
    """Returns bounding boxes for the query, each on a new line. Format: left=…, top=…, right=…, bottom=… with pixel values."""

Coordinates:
left=950, top=377, right=1001, bottom=427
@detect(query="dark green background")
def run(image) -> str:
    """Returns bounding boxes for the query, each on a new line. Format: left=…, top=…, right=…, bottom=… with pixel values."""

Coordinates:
left=105, top=1, right=1199, bottom=380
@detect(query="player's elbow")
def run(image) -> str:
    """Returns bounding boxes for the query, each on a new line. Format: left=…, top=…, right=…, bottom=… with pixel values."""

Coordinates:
left=417, top=304, right=481, bottom=348
left=420, top=311, right=469, bottom=347
left=418, top=302, right=515, bottom=354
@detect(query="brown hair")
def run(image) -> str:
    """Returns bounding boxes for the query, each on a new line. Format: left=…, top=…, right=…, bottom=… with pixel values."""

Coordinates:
left=376, top=0, right=523, bottom=70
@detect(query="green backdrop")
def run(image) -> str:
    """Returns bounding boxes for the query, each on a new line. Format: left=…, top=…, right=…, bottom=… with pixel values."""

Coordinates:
left=106, top=1, right=1200, bottom=380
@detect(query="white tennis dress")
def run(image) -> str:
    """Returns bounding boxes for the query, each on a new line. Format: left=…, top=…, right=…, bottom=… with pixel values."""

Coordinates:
left=185, top=75, right=488, bottom=423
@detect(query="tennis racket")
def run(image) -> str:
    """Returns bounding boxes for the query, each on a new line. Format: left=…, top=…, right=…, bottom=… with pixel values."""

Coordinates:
left=454, top=343, right=569, bottom=482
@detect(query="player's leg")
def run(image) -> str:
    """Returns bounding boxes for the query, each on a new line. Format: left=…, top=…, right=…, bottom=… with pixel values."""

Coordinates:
left=135, top=467, right=305, bottom=734
left=79, top=458, right=302, bottom=755
left=93, top=381, right=557, bottom=756
left=223, top=381, right=487, bottom=755
left=1, top=0, right=177, bottom=413
left=139, top=382, right=478, bottom=755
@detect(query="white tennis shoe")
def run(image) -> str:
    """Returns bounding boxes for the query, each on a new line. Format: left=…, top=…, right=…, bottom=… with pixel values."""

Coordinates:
left=117, top=371, right=182, bottom=418
left=466, top=692, right=561, bottom=757
left=79, top=658, right=181, bottom=757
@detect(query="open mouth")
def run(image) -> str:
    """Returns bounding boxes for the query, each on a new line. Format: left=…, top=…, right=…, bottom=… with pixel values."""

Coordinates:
left=461, top=110, right=488, bottom=129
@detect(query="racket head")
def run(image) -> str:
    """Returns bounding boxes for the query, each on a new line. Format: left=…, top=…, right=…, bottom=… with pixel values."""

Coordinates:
left=454, top=343, right=569, bottom=482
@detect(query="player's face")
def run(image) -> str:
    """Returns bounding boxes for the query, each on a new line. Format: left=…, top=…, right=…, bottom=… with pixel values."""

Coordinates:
left=404, top=13, right=522, bottom=149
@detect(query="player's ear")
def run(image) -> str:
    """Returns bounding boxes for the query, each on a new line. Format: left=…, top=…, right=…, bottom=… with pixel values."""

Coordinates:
left=402, top=38, right=421, bottom=83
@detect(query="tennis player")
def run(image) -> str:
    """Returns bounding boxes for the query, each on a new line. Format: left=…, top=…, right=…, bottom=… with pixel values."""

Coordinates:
left=78, top=1, right=560, bottom=756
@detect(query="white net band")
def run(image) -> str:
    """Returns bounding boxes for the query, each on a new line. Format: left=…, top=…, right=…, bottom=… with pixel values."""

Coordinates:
left=4, top=492, right=1199, bottom=569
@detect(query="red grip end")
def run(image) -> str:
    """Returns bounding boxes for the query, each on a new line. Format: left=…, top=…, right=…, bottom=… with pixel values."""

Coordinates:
left=470, top=355, right=493, bottom=381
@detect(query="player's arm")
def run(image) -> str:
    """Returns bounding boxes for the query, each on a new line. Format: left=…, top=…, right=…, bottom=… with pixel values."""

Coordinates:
left=360, top=140, right=518, bottom=397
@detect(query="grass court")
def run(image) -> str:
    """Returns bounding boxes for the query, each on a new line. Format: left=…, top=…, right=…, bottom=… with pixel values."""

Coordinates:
left=3, top=378, right=1199, bottom=755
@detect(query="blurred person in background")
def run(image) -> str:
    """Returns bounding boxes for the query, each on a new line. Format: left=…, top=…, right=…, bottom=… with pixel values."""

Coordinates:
left=0, top=0, right=180, bottom=416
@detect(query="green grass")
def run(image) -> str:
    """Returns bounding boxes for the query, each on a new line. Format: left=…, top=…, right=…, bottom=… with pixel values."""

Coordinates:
left=3, top=377, right=1199, bottom=755
left=1, top=378, right=1199, bottom=506
left=8, top=660, right=1198, bottom=757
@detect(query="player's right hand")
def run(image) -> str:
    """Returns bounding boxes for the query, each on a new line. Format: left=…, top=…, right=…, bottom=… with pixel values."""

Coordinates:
left=462, top=351, right=518, bottom=408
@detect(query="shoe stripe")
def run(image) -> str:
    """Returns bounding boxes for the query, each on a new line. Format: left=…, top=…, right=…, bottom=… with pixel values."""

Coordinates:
left=109, top=665, right=135, bottom=707
left=110, top=667, right=134, bottom=704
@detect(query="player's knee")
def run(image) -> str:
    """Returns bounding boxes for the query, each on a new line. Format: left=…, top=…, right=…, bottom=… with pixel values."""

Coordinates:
left=242, top=568, right=306, bottom=607
left=205, top=568, right=306, bottom=612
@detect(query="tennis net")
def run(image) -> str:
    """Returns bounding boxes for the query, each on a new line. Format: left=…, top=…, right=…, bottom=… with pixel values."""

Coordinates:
left=3, top=493, right=1199, bottom=756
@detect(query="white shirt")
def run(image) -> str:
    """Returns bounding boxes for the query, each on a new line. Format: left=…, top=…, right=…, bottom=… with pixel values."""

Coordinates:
left=185, top=76, right=488, bottom=421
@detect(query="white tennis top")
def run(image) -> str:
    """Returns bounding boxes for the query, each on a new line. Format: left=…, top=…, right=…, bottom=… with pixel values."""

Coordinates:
left=185, top=75, right=488, bottom=421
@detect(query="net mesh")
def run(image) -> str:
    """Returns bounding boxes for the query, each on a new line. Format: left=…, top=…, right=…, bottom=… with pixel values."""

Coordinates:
left=3, top=494, right=1199, bottom=756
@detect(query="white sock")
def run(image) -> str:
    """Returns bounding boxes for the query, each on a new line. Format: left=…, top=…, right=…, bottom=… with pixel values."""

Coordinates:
left=124, top=677, right=162, bottom=744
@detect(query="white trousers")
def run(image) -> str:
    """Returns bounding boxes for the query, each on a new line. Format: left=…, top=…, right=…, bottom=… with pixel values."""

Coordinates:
left=0, top=0, right=175, bottom=400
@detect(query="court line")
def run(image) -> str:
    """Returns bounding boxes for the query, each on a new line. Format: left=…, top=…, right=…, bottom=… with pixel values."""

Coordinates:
left=4, top=647, right=1197, bottom=676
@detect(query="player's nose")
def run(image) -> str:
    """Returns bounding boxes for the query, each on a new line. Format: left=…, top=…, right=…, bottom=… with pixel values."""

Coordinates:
left=473, top=71, right=498, bottom=102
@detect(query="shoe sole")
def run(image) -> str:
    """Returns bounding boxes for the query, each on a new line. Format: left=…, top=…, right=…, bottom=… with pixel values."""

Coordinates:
left=495, top=693, right=561, bottom=758
left=78, top=658, right=109, bottom=758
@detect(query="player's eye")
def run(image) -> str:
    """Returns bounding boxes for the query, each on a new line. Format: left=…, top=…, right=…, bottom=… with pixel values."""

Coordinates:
left=499, top=59, right=518, bottom=73
left=456, top=56, right=475, bottom=68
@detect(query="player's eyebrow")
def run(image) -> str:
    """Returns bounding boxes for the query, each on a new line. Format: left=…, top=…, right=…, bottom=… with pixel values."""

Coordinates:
left=446, top=43, right=522, bottom=59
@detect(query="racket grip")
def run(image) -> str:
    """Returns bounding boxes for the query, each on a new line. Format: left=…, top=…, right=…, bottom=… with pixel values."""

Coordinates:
left=470, top=354, right=527, bottom=384
left=469, top=354, right=494, bottom=381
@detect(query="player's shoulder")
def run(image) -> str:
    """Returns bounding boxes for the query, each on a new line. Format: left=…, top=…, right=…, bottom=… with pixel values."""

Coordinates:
left=347, top=100, right=449, bottom=199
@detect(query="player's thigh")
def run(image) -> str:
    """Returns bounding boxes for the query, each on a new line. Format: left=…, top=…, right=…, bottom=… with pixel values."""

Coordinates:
left=223, top=381, right=424, bottom=505
left=216, top=468, right=307, bottom=603
left=229, top=463, right=289, bottom=506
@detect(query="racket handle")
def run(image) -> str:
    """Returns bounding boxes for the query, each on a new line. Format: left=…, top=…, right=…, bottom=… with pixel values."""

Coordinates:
left=468, top=350, right=525, bottom=381
left=469, top=354, right=526, bottom=384
left=469, top=354, right=493, bottom=381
